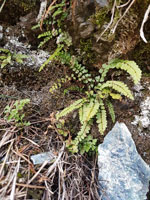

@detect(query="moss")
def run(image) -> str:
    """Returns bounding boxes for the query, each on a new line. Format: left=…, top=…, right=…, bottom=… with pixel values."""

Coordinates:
left=13, top=0, right=38, bottom=12
left=91, top=7, right=110, bottom=28
left=79, top=38, right=96, bottom=64
left=130, top=42, right=150, bottom=71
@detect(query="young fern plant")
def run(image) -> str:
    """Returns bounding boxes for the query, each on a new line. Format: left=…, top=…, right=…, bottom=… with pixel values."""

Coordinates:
left=56, top=58, right=141, bottom=153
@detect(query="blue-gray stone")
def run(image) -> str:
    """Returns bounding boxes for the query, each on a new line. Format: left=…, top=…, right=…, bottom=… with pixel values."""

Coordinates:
left=98, top=122, right=150, bottom=200
left=31, top=151, right=55, bottom=165
left=95, top=0, right=108, bottom=7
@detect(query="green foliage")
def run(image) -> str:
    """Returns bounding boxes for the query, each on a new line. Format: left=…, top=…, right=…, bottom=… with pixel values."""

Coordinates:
left=4, top=99, right=30, bottom=127
left=79, top=135, right=97, bottom=155
left=106, top=100, right=115, bottom=123
left=35, top=0, right=142, bottom=154
left=38, top=31, right=53, bottom=48
left=49, top=75, right=71, bottom=94
left=56, top=99, right=85, bottom=119
left=99, top=59, right=142, bottom=84
left=34, top=0, right=71, bottom=72
left=56, top=58, right=141, bottom=153
left=63, top=86, right=83, bottom=95
left=39, top=44, right=63, bottom=72
left=0, top=48, right=28, bottom=68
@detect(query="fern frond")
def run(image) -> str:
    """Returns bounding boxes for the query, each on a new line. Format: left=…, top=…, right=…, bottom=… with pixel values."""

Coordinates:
left=110, top=93, right=122, bottom=100
left=39, top=45, right=63, bottom=72
left=66, top=122, right=91, bottom=153
left=96, top=100, right=107, bottom=135
left=49, top=75, right=71, bottom=94
left=56, top=98, right=85, bottom=120
left=38, top=36, right=52, bottom=48
left=98, top=81, right=134, bottom=100
left=99, top=59, right=141, bottom=84
left=75, top=122, right=91, bottom=142
left=81, top=99, right=100, bottom=123
left=106, top=100, right=115, bottom=123
left=99, top=63, right=115, bottom=82
left=38, top=31, right=52, bottom=39
left=115, top=60, right=141, bottom=84
left=79, top=106, right=84, bottom=124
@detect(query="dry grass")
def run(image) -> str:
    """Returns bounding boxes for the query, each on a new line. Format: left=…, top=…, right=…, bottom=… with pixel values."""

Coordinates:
left=0, top=106, right=100, bottom=200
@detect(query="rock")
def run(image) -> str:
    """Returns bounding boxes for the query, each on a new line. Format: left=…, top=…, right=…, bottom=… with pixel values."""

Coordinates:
left=98, top=122, right=150, bottom=200
left=31, top=151, right=55, bottom=165
left=0, top=25, right=3, bottom=40
left=95, top=0, right=109, bottom=7
left=132, top=96, right=150, bottom=129
left=79, top=21, right=94, bottom=38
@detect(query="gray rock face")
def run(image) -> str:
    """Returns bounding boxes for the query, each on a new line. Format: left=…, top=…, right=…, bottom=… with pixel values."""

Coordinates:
left=95, top=0, right=108, bottom=7
left=132, top=96, right=150, bottom=130
left=0, top=25, right=3, bottom=40
left=98, top=122, right=150, bottom=200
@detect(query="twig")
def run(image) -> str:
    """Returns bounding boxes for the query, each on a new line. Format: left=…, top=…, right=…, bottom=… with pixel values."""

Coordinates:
left=10, top=158, right=21, bottom=200
left=28, top=160, right=49, bottom=184
left=0, top=140, right=14, bottom=178
left=16, top=183, right=45, bottom=189
left=140, top=4, right=150, bottom=43
left=112, top=0, right=136, bottom=34
left=0, top=127, right=15, bottom=149
left=97, top=0, right=116, bottom=42
left=0, top=0, right=6, bottom=13
left=40, top=0, right=58, bottom=30
left=21, top=136, right=40, bottom=147
left=117, top=0, right=131, bottom=8
left=46, top=144, right=65, bottom=176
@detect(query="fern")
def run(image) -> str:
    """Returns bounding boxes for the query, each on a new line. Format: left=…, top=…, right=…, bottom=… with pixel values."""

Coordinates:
left=81, top=99, right=100, bottom=123
left=99, top=59, right=141, bottom=84
left=67, top=122, right=91, bottom=153
left=56, top=98, right=85, bottom=120
left=115, top=60, right=141, bottom=84
left=96, top=100, right=107, bottom=135
left=54, top=57, right=141, bottom=153
left=106, top=100, right=115, bottom=123
left=98, top=81, right=134, bottom=100
left=49, top=75, right=71, bottom=94
left=39, top=44, right=63, bottom=72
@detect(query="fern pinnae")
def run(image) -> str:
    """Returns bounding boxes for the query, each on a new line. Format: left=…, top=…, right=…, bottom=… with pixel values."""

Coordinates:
left=96, top=100, right=107, bottom=135
left=106, top=100, right=115, bottom=123
left=82, top=99, right=100, bottom=123
left=75, top=122, right=91, bottom=142
left=79, top=106, right=84, bottom=124
left=99, top=81, right=134, bottom=100
left=56, top=98, right=84, bottom=120
left=39, top=45, right=63, bottom=72
left=115, top=60, right=141, bottom=84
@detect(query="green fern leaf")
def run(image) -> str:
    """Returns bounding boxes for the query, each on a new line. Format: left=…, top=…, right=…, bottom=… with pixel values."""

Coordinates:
left=115, top=60, right=141, bottom=84
left=38, top=31, right=52, bottom=39
left=67, top=122, right=91, bottom=153
left=98, top=81, right=134, bottom=100
left=79, top=106, right=84, bottom=124
left=99, top=59, right=141, bottom=84
left=81, top=99, right=100, bottom=123
left=56, top=98, right=84, bottom=120
left=75, top=122, right=91, bottom=142
left=38, top=36, right=52, bottom=48
left=39, top=45, right=63, bottom=72
left=106, top=100, right=115, bottom=123
left=96, top=100, right=107, bottom=135
left=110, top=93, right=122, bottom=100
